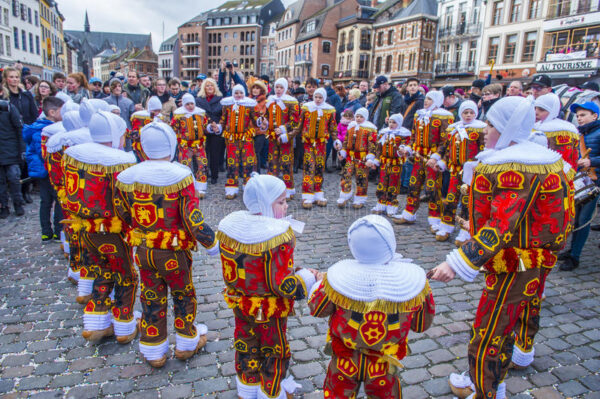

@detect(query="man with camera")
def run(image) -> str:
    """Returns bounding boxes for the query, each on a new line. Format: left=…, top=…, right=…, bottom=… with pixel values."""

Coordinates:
left=218, top=61, right=248, bottom=97
left=0, top=97, right=26, bottom=218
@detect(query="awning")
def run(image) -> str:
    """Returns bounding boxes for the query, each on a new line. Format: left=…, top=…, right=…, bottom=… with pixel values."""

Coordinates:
left=544, top=70, right=599, bottom=79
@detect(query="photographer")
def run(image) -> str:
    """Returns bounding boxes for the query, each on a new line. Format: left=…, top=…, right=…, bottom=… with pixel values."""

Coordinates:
left=218, top=61, right=248, bottom=97
left=0, top=95, right=25, bottom=218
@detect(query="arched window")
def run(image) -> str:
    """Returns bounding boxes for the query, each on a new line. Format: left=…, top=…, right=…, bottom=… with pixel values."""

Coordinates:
left=375, top=56, right=382, bottom=73
left=385, top=55, right=392, bottom=73
left=321, top=64, right=330, bottom=76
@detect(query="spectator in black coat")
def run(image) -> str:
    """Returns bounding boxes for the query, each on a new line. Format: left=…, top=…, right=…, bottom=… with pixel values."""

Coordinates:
left=0, top=96, right=25, bottom=218
left=369, top=76, right=405, bottom=131
left=196, top=78, right=225, bottom=184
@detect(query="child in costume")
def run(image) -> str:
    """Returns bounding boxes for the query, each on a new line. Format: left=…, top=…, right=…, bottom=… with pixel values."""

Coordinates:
left=435, top=100, right=486, bottom=244
left=336, top=109, right=353, bottom=174
left=172, top=93, right=209, bottom=198
left=335, top=107, right=378, bottom=209
left=294, top=87, right=337, bottom=209
left=370, top=113, right=412, bottom=217
left=308, top=215, right=435, bottom=398
left=63, top=111, right=139, bottom=344
left=215, top=84, right=257, bottom=199
left=266, top=78, right=300, bottom=199
left=115, top=122, right=219, bottom=368
left=129, top=96, right=164, bottom=161
left=430, top=97, right=573, bottom=399
left=392, top=91, right=454, bottom=231
left=217, top=173, right=317, bottom=399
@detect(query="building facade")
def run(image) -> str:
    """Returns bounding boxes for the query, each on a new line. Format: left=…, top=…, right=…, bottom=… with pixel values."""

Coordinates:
left=478, top=0, right=547, bottom=83
left=40, top=0, right=66, bottom=81
left=10, top=0, right=43, bottom=75
left=177, top=14, right=204, bottom=81
left=537, top=0, right=600, bottom=84
left=0, top=0, right=14, bottom=69
left=334, top=4, right=377, bottom=83
left=433, top=0, right=485, bottom=87
left=158, top=33, right=177, bottom=79
left=125, top=46, right=158, bottom=78
left=259, top=20, right=277, bottom=80
left=372, top=0, right=438, bottom=84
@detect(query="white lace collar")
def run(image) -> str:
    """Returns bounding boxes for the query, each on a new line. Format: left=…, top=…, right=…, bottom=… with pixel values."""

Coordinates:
left=46, top=128, right=92, bottom=154
left=534, top=118, right=578, bottom=134
left=478, top=141, right=561, bottom=166
left=117, top=161, right=192, bottom=187
left=218, top=210, right=291, bottom=245
left=65, top=142, right=137, bottom=167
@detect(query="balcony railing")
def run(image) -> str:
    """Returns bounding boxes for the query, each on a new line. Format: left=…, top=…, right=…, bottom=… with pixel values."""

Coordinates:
left=547, top=1, right=599, bottom=19
left=434, top=61, right=476, bottom=75
left=346, top=42, right=354, bottom=51
left=333, top=69, right=370, bottom=79
left=294, top=53, right=313, bottom=64
left=182, top=40, right=201, bottom=46
left=359, top=42, right=371, bottom=50
left=338, top=44, right=345, bottom=53
left=541, top=44, right=600, bottom=62
left=438, top=23, right=481, bottom=39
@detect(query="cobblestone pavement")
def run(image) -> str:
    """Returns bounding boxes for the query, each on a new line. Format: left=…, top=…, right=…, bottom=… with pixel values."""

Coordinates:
left=1, top=170, right=600, bottom=399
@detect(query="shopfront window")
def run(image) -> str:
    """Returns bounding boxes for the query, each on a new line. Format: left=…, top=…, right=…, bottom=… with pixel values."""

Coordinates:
left=543, top=27, right=600, bottom=59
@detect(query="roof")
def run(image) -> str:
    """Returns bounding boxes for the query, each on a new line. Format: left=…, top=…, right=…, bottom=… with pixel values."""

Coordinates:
left=65, top=30, right=152, bottom=52
left=390, top=0, right=437, bottom=20
left=262, top=11, right=282, bottom=35
left=215, top=0, right=271, bottom=10
left=159, top=33, right=178, bottom=51
left=371, top=0, right=401, bottom=19
left=277, top=0, right=303, bottom=29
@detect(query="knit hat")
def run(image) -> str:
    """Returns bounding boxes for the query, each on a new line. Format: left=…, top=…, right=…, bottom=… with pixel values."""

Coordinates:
left=348, top=215, right=396, bottom=264
left=80, top=98, right=110, bottom=126
left=60, top=100, right=80, bottom=119
left=232, top=84, right=245, bottom=96
left=355, top=107, right=369, bottom=121
left=388, top=113, right=404, bottom=127
left=88, top=110, right=124, bottom=149
left=458, top=100, right=478, bottom=120
left=147, top=96, right=162, bottom=112
left=534, top=93, right=560, bottom=121
left=486, top=96, right=535, bottom=150
left=140, top=122, right=178, bottom=160
left=274, top=78, right=288, bottom=93
left=62, top=111, right=85, bottom=131
left=243, top=173, right=286, bottom=218
left=182, top=93, right=195, bottom=106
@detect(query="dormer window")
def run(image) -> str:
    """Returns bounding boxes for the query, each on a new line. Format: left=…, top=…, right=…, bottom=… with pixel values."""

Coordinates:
left=284, top=10, right=292, bottom=21
left=307, top=20, right=316, bottom=32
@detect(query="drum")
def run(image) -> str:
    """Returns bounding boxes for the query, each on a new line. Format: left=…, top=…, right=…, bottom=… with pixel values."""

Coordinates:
left=573, top=171, right=600, bottom=205
left=172, top=114, right=205, bottom=141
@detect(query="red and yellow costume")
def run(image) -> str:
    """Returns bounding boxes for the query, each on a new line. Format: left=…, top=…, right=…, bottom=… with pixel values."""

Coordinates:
left=265, top=95, right=300, bottom=198
left=172, top=107, right=209, bottom=195
left=294, top=102, right=336, bottom=206
left=128, top=111, right=153, bottom=161
left=446, top=141, right=573, bottom=399
left=394, top=108, right=453, bottom=228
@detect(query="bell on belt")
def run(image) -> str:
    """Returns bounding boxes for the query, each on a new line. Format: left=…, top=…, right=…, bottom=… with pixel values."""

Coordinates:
left=255, top=307, right=266, bottom=322
left=518, top=257, right=526, bottom=272
left=99, top=223, right=106, bottom=233
left=172, top=234, right=178, bottom=248
left=460, top=184, right=468, bottom=196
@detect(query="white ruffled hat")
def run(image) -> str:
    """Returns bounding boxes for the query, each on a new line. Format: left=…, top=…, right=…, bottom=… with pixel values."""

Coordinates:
left=348, top=215, right=396, bottom=264
left=389, top=113, right=404, bottom=127
left=182, top=93, right=195, bottom=106
left=487, top=96, right=535, bottom=150
left=140, top=122, right=178, bottom=160
left=232, top=84, right=245, bottom=96
left=89, top=110, right=125, bottom=149
left=426, top=90, right=444, bottom=109
left=243, top=173, right=286, bottom=218
left=355, top=107, right=369, bottom=121
left=62, top=111, right=85, bottom=132
left=274, top=77, right=288, bottom=92
left=80, top=98, right=110, bottom=126
left=314, top=87, right=327, bottom=101
left=534, top=93, right=560, bottom=121
left=458, top=100, right=478, bottom=119
left=147, top=96, right=162, bottom=112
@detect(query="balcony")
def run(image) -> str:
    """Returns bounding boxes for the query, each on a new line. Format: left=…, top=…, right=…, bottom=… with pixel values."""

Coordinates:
left=333, top=69, right=370, bottom=79
left=182, top=67, right=200, bottom=71
left=434, top=61, right=476, bottom=76
left=294, top=53, right=313, bottom=65
left=182, top=40, right=201, bottom=46
left=438, top=23, right=481, bottom=40
left=338, top=44, right=345, bottom=53
left=182, top=53, right=200, bottom=58
left=346, top=42, right=354, bottom=51
left=547, top=1, right=599, bottom=19
left=359, top=42, right=371, bottom=51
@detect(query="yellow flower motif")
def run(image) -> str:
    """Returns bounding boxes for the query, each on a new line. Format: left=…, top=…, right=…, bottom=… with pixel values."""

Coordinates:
left=185, top=314, right=194, bottom=322
left=503, top=232, right=513, bottom=243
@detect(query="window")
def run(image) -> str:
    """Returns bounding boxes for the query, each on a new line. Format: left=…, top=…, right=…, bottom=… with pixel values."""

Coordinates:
left=400, top=27, right=405, bottom=40
left=13, top=27, right=18, bottom=49
left=0, top=34, right=3, bottom=55
left=397, top=53, right=404, bottom=71
left=441, top=43, right=450, bottom=64
left=339, top=56, right=344, bottom=71
left=340, top=32, right=346, bottom=46
left=3, top=8, right=8, bottom=25
left=385, top=55, right=392, bottom=72
left=455, top=43, right=462, bottom=65
left=504, top=34, right=517, bottom=63
left=487, top=36, right=500, bottom=62
left=423, top=50, right=431, bottom=71
left=445, top=5, right=453, bottom=29
left=375, top=56, right=382, bottom=73
left=492, top=1, right=503, bottom=25
left=468, top=40, right=477, bottom=66
left=522, top=31, right=536, bottom=62
left=359, top=53, right=369, bottom=71
left=377, top=31, right=383, bottom=46
left=20, top=3, right=25, bottom=20
left=387, top=30, right=393, bottom=45
left=306, top=20, right=315, bottom=32
left=321, top=64, right=329, bottom=76
left=224, top=45, right=228, bottom=53
left=12, top=0, right=18, bottom=17
left=6, top=35, right=10, bottom=56
left=233, top=32, right=237, bottom=39
left=408, top=52, right=416, bottom=70
left=528, top=0, right=541, bottom=19
left=412, top=24, right=417, bottom=38
left=27, top=6, right=30, bottom=23
left=28, top=32, right=32, bottom=53
left=323, top=41, right=331, bottom=53
left=510, top=0, right=521, bottom=22
left=21, top=29, right=26, bottom=52
left=224, top=32, right=228, bottom=39
left=34, top=10, right=38, bottom=26
left=233, top=45, right=237, bottom=53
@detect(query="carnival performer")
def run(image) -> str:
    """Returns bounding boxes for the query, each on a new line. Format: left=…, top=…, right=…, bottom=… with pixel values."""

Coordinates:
left=335, top=108, right=378, bottom=209
left=129, top=96, right=164, bottom=161
left=63, top=111, right=139, bottom=343
left=294, top=87, right=336, bottom=209
left=266, top=78, right=300, bottom=199
left=44, top=109, right=92, bottom=297
left=370, top=113, right=411, bottom=216
left=392, top=91, right=454, bottom=231
left=308, top=215, right=435, bottom=398
left=172, top=93, right=209, bottom=198
left=533, top=93, right=580, bottom=172
left=217, top=173, right=317, bottom=399
left=436, top=100, right=486, bottom=244
left=430, top=96, right=572, bottom=399
left=215, top=84, right=257, bottom=199
left=115, top=122, right=219, bottom=368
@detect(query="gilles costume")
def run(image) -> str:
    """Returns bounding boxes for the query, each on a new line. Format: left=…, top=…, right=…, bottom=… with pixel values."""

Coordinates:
left=445, top=97, right=573, bottom=399
left=393, top=91, right=454, bottom=230
left=218, top=85, right=258, bottom=199
left=308, top=216, right=435, bottom=398
left=217, top=174, right=315, bottom=399
left=44, top=111, right=92, bottom=294
left=336, top=108, right=378, bottom=209
left=129, top=96, right=163, bottom=161
left=294, top=88, right=336, bottom=208
left=63, top=111, right=139, bottom=343
left=371, top=114, right=412, bottom=216
left=115, top=122, right=218, bottom=367
left=266, top=78, right=300, bottom=199
left=436, top=101, right=486, bottom=244
left=172, top=93, right=209, bottom=198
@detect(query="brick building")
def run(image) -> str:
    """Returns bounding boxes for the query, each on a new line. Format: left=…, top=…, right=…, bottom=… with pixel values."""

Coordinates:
left=126, top=46, right=158, bottom=78
left=178, top=13, right=205, bottom=81
left=371, top=0, right=438, bottom=84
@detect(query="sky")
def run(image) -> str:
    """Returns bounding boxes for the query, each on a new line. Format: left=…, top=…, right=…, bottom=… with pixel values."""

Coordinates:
left=60, top=0, right=294, bottom=51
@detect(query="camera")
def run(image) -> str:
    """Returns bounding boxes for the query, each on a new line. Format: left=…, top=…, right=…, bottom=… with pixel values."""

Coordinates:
left=226, top=62, right=233, bottom=69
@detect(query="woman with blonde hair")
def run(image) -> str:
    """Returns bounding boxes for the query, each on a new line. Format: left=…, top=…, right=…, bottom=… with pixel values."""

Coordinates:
left=66, top=73, right=89, bottom=104
left=197, top=78, right=225, bottom=184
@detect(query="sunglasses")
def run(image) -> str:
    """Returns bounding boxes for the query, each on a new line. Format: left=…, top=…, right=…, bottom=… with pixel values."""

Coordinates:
left=39, top=85, right=50, bottom=89
left=530, top=85, right=545, bottom=91
left=92, top=82, right=101, bottom=86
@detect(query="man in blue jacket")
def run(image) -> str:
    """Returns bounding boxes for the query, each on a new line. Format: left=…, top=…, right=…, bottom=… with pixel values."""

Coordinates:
left=23, top=97, right=64, bottom=241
